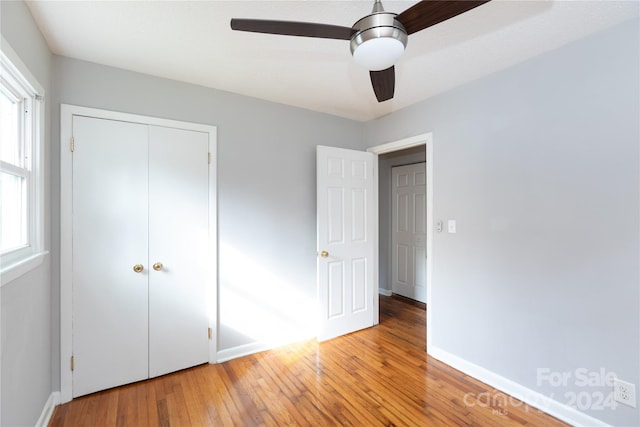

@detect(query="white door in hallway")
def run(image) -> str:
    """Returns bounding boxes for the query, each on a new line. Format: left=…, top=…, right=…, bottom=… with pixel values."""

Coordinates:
left=72, top=116, right=210, bottom=397
left=317, top=146, right=375, bottom=341
left=392, top=163, right=427, bottom=303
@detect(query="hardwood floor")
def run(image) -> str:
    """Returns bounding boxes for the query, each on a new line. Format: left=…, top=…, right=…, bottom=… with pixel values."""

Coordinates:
left=50, top=296, right=567, bottom=426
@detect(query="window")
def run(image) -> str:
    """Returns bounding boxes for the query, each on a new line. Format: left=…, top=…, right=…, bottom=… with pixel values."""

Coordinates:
left=0, top=39, right=46, bottom=283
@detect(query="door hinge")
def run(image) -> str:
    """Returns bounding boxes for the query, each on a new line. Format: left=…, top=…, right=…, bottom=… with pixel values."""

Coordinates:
left=70, top=137, right=75, bottom=152
left=208, top=327, right=212, bottom=340
left=70, top=355, right=75, bottom=371
left=208, top=152, right=211, bottom=164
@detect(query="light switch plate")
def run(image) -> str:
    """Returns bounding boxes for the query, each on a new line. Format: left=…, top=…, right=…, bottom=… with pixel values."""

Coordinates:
left=448, top=220, right=456, bottom=233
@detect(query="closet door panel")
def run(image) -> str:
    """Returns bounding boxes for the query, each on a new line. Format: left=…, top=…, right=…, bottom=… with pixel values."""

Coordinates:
left=148, top=126, right=210, bottom=377
left=72, top=116, right=149, bottom=397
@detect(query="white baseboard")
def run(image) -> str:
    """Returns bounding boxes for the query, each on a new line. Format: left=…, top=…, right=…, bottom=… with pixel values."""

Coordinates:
left=378, top=288, right=392, bottom=296
left=216, top=342, right=280, bottom=363
left=216, top=333, right=318, bottom=363
left=428, top=346, right=611, bottom=427
left=35, top=391, right=60, bottom=427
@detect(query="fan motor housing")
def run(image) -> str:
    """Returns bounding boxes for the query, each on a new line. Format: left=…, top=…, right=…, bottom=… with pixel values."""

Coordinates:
left=350, top=12, right=408, bottom=55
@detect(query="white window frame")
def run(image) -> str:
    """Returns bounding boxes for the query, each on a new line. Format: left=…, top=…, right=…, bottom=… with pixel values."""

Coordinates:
left=0, top=37, right=47, bottom=286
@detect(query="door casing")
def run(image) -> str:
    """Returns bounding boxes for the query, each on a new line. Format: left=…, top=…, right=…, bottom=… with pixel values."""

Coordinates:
left=367, top=133, right=433, bottom=350
left=60, top=104, right=218, bottom=403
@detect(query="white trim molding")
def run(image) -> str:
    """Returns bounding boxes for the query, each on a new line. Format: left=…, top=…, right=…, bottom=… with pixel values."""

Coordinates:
left=35, top=392, right=60, bottom=427
left=429, top=346, right=612, bottom=427
left=0, top=36, right=44, bottom=95
left=0, top=251, right=48, bottom=286
left=367, top=134, right=430, bottom=155
left=216, top=342, right=274, bottom=363
left=378, top=288, right=392, bottom=296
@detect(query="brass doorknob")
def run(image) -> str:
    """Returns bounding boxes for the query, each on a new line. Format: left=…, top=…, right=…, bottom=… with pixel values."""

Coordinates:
left=133, top=264, right=144, bottom=273
left=153, top=262, right=163, bottom=271
left=319, top=251, right=329, bottom=258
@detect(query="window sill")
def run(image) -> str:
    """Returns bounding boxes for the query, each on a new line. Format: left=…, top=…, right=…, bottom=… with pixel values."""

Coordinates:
left=0, top=251, right=49, bottom=287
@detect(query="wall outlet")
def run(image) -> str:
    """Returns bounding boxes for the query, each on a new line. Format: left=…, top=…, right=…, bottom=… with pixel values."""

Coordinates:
left=614, top=378, right=637, bottom=408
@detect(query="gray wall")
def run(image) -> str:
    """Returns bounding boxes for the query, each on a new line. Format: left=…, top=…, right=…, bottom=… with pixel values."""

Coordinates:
left=378, top=147, right=426, bottom=292
left=50, top=56, right=366, bottom=377
left=366, top=18, right=639, bottom=426
left=3, top=2, right=638, bottom=426
left=0, top=1, right=53, bottom=426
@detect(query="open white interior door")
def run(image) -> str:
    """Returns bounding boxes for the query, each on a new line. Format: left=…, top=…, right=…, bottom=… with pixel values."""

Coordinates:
left=317, top=146, right=376, bottom=342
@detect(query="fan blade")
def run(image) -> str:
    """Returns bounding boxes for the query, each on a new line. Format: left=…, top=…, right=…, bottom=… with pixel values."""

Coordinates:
left=396, top=1, right=491, bottom=35
left=231, top=19, right=355, bottom=40
left=370, top=66, right=395, bottom=102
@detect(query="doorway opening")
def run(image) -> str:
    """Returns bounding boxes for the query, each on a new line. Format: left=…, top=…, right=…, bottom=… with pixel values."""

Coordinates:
left=380, top=149, right=426, bottom=303
left=368, top=134, right=433, bottom=350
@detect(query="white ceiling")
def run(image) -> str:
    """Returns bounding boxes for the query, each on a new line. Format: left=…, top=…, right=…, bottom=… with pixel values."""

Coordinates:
left=26, top=0, right=639, bottom=122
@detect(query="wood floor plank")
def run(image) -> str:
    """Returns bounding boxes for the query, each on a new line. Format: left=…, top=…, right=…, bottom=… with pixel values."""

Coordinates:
left=50, top=296, right=568, bottom=427
left=115, top=384, right=138, bottom=426
left=197, top=365, right=234, bottom=425
left=244, top=360, right=304, bottom=425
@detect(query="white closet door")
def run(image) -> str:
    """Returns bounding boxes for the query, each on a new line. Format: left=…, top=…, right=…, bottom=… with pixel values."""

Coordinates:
left=148, top=126, right=210, bottom=377
left=72, top=116, right=149, bottom=397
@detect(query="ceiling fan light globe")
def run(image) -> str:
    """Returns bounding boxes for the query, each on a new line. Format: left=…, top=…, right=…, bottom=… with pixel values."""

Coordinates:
left=350, top=13, right=407, bottom=72
left=353, top=37, right=405, bottom=71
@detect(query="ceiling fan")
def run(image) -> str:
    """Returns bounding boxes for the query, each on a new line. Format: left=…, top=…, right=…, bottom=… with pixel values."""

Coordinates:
left=231, top=0, right=490, bottom=102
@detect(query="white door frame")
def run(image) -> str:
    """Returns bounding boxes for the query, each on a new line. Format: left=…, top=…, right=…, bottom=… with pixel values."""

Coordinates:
left=60, top=104, right=218, bottom=403
left=367, top=133, right=433, bottom=352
